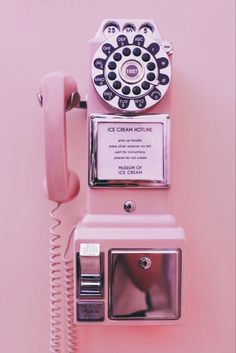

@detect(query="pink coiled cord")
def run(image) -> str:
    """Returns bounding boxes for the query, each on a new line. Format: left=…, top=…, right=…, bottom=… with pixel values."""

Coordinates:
left=49, top=203, right=78, bottom=353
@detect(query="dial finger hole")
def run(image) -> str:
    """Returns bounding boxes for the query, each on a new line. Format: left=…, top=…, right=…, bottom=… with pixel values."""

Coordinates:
left=122, top=86, right=131, bottom=95
left=142, top=53, right=150, bottom=62
left=122, top=47, right=131, bottom=56
left=108, top=72, right=117, bottom=80
left=133, top=47, right=142, bottom=57
left=141, top=81, right=150, bottom=90
left=147, top=62, right=156, bottom=71
left=147, top=72, right=155, bottom=81
left=108, top=61, right=117, bottom=70
left=132, top=86, right=141, bottom=95
left=113, top=52, right=122, bottom=61
left=113, top=80, right=122, bottom=89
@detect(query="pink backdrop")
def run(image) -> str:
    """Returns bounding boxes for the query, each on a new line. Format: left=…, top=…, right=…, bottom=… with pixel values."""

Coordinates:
left=0, top=1, right=235, bottom=353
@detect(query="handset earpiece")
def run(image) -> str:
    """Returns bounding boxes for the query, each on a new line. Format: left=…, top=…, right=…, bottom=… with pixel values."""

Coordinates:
left=40, top=72, right=80, bottom=203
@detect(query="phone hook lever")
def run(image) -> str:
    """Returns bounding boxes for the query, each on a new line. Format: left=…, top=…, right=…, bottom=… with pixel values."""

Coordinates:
left=37, top=90, right=82, bottom=111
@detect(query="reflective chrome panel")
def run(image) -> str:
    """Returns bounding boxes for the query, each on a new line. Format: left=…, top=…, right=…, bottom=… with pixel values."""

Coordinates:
left=109, top=249, right=181, bottom=320
left=77, top=243, right=104, bottom=298
left=89, top=114, right=170, bottom=188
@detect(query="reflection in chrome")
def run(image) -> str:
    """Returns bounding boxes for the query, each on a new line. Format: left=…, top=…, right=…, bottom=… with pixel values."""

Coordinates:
left=109, top=249, right=181, bottom=320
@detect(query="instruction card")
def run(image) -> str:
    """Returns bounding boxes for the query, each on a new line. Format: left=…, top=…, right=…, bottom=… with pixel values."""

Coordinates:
left=97, top=122, right=164, bottom=180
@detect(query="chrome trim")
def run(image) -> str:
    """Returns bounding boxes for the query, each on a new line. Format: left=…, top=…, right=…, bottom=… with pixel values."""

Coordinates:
left=108, top=248, right=181, bottom=320
left=77, top=251, right=104, bottom=298
left=89, top=114, right=171, bottom=188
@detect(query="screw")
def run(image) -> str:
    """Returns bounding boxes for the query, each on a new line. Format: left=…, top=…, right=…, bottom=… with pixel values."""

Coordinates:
left=124, top=200, right=136, bottom=213
left=139, top=257, right=152, bottom=270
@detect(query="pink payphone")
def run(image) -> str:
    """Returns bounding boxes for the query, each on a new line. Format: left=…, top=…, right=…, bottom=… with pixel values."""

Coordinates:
left=39, top=19, right=184, bottom=352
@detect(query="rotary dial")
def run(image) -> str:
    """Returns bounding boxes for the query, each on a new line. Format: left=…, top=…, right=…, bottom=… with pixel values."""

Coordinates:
left=92, top=33, right=171, bottom=112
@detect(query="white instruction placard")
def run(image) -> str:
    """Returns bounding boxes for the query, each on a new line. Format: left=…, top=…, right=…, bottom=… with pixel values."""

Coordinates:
left=97, top=122, right=164, bottom=180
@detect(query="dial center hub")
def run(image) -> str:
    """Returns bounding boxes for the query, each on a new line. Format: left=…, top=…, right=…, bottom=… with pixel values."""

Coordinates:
left=120, top=60, right=144, bottom=83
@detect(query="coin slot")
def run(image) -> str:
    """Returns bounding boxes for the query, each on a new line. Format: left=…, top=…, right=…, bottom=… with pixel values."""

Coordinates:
left=103, top=21, right=120, bottom=37
left=123, top=23, right=136, bottom=33
left=139, top=22, right=155, bottom=34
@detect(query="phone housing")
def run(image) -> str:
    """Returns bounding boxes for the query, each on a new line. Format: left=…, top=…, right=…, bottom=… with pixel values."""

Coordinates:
left=72, top=19, right=184, bottom=325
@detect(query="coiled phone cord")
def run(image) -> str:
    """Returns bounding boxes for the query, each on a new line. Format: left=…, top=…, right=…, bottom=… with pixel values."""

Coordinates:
left=49, top=203, right=63, bottom=353
left=49, top=203, right=78, bottom=353
left=62, top=228, right=78, bottom=353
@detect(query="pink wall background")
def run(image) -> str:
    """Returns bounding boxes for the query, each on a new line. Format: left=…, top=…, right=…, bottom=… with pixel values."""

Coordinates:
left=0, top=1, right=235, bottom=353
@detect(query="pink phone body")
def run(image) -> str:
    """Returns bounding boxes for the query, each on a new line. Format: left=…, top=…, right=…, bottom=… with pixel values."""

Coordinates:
left=41, top=19, right=185, bottom=326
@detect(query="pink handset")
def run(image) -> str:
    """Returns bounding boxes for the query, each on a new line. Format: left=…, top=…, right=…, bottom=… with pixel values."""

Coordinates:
left=41, top=72, right=80, bottom=203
